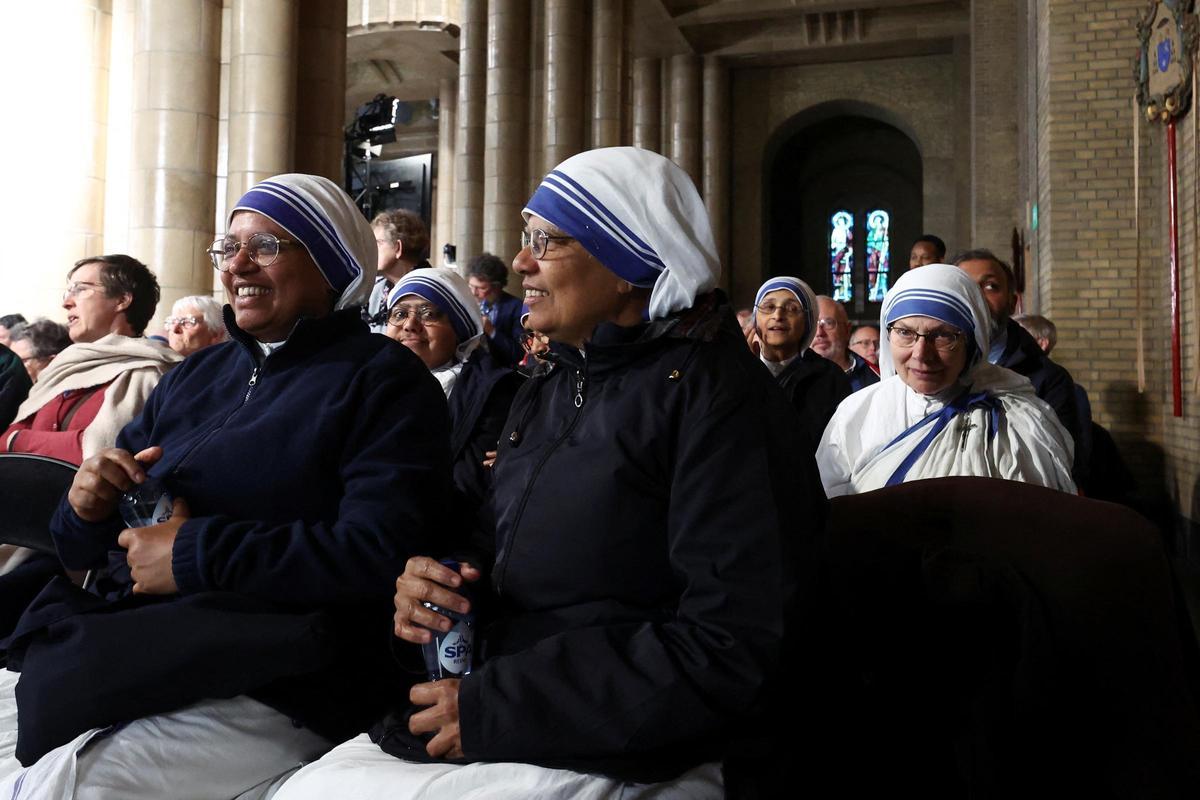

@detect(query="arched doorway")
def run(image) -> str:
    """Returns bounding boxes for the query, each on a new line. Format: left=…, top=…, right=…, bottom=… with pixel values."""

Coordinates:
left=766, top=109, right=922, bottom=324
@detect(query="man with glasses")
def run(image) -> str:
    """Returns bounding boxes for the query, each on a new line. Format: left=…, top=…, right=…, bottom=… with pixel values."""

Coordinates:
left=163, top=295, right=227, bottom=357
left=849, top=325, right=881, bottom=376
left=1, top=255, right=179, bottom=465
left=811, top=295, right=880, bottom=392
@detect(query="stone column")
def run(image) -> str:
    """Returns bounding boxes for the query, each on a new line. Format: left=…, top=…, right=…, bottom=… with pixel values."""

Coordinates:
left=454, top=0, right=486, bottom=262
left=591, top=0, right=623, bottom=149
left=525, top=0, right=545, bottom=195
left=128, top=0, right=222, bottom=327
left=970, top=0, right=1020, bottom=255
left=483, top=0, right=529, bottom=264
left=631, top=57, right=660, bottom=152
left=225, top=0, right=297, bottom=217
left=668, top=54, right=702, bottom=188
left=543, top=0, right=583, bottom=175
left=293, top=0, right=345, bottom=181
left=702, top=55, right=730, bottom=284
left=433, top=77, right=457, bottom=264
left=659, top=58, right=671, bottom=154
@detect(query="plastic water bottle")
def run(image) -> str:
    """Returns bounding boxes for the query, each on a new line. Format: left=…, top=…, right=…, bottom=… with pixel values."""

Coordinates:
left=420, top=559, right=475, bottom=681
left=118, top=477, right=173, bottom=528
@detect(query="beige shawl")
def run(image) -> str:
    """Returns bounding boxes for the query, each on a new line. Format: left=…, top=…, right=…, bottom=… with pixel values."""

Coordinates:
left=14, top=333, right=182, bottom=460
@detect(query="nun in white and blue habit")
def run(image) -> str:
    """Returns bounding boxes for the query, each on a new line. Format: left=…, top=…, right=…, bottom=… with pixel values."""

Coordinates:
left=385, top=267, right=521, bottom=512
left=276, top=148, right=822, bottom=800
left=817, top=263, right=1076, bottom=496
left=752, top=276, right=852, bottom=454
left=0, top=174, right=452, bottom=799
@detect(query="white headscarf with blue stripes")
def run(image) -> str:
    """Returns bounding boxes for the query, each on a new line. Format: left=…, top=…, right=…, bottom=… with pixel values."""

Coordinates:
left=878, top=263, right=991, bottom=383
left=753, top=276, right=819, bottom=351
left=523, top=147, right=720, bottom=320
left=230, top=174, right=377, bottom=312
left=387, top=267, right=484, bottom=344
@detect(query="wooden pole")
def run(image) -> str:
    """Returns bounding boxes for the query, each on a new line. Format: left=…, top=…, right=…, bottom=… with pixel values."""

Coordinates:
left=1168, top=120, right=1183, bottom=416
left=1135, top=96, right=1145, bottom=392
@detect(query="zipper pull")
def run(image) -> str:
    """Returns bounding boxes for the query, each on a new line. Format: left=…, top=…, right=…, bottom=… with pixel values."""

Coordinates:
left=244, top=367, right=259, bottom=402
left=574, top=369, right=585, bottom=408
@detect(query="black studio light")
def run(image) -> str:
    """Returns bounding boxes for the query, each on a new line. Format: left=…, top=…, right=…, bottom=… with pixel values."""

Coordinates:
left=348, top=93, right=400, bottom=145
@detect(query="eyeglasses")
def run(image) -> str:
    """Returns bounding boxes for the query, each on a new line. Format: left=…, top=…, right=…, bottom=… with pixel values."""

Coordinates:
left=756, top=301, right=803, bottom=316
left=208, top=233, right=299, bottom=271
left=388, top=305, right=446, bottom=325
left=521, top=228, right=575, bottom=259
left=63, top=281, right=104, bottom=300
left=815, top=318, right=839, bottom=331
left=164, top=316, right=202, bottom=330
left=886, top=324, right=964, bottom=352
left=850, top=338, right=879, bottom=348
left=520, top=330, right=549, bottom=348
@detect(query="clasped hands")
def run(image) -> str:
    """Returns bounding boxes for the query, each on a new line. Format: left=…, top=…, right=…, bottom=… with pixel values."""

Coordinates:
left=68, top=445, right=188, bottom=595
left=394, top=556, right=482, bottom=758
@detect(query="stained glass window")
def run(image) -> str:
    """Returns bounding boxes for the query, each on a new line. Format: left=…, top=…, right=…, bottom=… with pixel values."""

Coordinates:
left=866, top=209, right=890, bottom=302
left=829, top=210, right=854, bottom=303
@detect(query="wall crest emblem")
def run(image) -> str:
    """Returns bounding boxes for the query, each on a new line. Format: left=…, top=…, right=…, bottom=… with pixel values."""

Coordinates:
left=1136, top=0, right=1199, bottom=122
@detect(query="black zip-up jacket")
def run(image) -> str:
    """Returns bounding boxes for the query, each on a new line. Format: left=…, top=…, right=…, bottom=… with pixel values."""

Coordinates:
left=996, top=318, right=1087, bottom=481
left=17, top=308, right=451, bottom=760
left=775, top=349, right=852, bottom=454
left=452, top=293, right=826, bottom=782
left=447, top=345, right=521, bottom=516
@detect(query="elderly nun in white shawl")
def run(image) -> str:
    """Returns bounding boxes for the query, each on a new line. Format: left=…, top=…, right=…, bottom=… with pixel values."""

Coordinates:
left=276, top=148, right=819, bottom=799
left=817, top=263, right=1075, bottom=496
left=0, top=174, right=451, bottom=799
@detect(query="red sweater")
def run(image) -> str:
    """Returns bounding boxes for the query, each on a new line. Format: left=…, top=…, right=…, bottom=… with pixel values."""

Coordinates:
left=1, top=382, right=111, bottom=465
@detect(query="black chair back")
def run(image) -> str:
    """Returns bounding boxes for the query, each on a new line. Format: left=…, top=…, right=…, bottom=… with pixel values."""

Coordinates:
left=0, top=453, right=77, bottom=555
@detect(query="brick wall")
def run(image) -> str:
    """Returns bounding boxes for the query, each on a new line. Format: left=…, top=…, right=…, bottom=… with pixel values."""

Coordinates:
left=1028, top=0, right=1200, bottom=544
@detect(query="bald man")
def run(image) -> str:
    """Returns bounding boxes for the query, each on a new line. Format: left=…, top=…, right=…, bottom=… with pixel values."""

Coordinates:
left=811, top=296, right=879, bottom=392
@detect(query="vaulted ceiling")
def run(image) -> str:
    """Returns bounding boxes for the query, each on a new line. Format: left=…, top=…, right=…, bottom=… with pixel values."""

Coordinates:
left=343, top=0, right=970, bottom=123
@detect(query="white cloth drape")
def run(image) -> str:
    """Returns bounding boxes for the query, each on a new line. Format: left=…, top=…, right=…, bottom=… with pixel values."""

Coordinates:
left=273, top=733, right=722, bottom=800
left=817, top=371, right=1077, bottom=496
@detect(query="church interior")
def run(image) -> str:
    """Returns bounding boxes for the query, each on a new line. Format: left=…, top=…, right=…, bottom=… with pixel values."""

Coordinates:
left=2, top=1, right=1198, bottom=564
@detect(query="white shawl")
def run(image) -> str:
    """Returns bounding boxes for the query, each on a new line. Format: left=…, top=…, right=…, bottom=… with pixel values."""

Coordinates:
left=817, top=264, right=1076, bottom=495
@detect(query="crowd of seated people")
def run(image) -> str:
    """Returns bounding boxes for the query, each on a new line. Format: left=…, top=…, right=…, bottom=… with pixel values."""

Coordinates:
left=0, top=150, right=1195, bottom=799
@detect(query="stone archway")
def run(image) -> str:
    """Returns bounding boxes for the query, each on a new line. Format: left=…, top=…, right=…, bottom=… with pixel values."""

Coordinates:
left=764, top=101, right=922, bottom=323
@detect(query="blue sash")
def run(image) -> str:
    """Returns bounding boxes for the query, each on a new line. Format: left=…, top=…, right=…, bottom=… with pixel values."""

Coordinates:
left=881, top=389, right=1002, bottom=487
